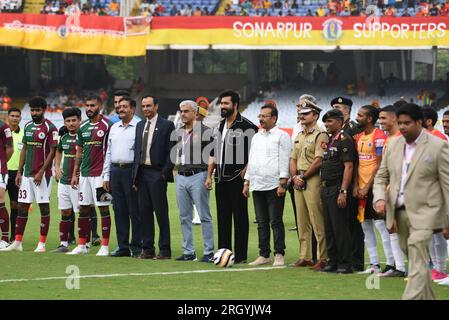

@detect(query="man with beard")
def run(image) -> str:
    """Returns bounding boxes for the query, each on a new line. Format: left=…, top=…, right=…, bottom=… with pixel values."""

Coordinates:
left=205, top=90, right=258, bottom=264
left=68, top=96, right=113, bottom=256
left=1, top=96, right=58, bottom=252
left=354, top=105, right=395, bottom=274
left=443, top=110, right=449, bottom=137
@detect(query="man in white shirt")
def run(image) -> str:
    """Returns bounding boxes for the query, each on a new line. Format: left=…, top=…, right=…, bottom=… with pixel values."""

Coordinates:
left=103, top=97, right=141, bottom=257
left=243, top=104, right=291, bottom=267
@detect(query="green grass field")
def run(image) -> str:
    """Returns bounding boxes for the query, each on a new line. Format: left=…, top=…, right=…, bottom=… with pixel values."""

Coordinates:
left=1, top=181, right=448, bottom=300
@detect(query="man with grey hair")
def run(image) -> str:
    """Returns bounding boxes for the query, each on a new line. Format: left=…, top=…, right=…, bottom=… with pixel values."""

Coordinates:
left=175, top=100, right=215, bottom=262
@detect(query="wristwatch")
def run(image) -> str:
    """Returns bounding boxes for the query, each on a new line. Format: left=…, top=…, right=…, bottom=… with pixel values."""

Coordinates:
left=339, top=189, right=347, bottom=194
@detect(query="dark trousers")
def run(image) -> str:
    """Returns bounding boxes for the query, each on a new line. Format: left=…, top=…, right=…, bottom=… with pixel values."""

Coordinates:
left=321, top=185, right=351, bottom=269
left=348, top=194, right=365, bottom=269
left=253, top=189, right=286, bottom=258
left=6, top=170, right=18, bottom=239
left=137, top=167, right=171, bottom=257
left=215, top=177, right=249, bottom=262
left=111, top=166, right=142, bottom=255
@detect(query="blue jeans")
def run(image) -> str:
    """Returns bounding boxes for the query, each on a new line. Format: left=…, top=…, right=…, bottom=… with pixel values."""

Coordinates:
left=176, top=171, right=214, bottom=256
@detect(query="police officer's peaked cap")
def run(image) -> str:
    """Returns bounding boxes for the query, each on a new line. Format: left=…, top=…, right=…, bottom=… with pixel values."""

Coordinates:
left=298, top=99, right=322, bottom=114
left=322, top=109, right=344, bottom=122
left=330, top=96, right=353, bottom=108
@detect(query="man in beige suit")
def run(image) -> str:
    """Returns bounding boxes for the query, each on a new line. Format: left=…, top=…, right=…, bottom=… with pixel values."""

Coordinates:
left=373, top=103, right=449, bottom=300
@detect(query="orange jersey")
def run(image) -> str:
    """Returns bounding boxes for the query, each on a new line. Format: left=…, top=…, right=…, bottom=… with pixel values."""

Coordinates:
left=428, top=128, right=448, bottom=141
left=382, top=131, right=402, bottom=156
left=355, top=128, right=387, bottom=189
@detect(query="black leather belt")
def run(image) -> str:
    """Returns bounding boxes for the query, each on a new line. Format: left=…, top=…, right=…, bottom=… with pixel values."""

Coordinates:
left=141, top=164, right=157, bottom=170
left=321, top=180, right=340, bottom=187
left=112, top=163, right=133, bottom=168
left=178, top=169, right=206, bottom=177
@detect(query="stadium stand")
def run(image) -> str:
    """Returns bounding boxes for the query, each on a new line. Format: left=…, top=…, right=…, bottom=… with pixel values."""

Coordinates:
left=41, top=0, right=121, bottom=15
left=0, top=0, right=24, bottom=12
left=241, top=81, right=446, bottom=128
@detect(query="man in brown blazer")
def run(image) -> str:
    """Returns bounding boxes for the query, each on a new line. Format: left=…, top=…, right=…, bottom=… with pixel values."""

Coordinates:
left=373, top=103, right=449, bottom=300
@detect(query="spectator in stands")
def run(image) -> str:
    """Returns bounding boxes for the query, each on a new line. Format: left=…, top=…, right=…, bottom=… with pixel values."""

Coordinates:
left=442, top=110, right=449, bottom=136
left=263, top=0, right=272, bottom=9
left=202, top=7, right=210, bottom=15
left=384, top=6, right=396, bottom=16
left=273, top=0, right=282, bottom=9
left=169, top=4, right=178, bottom=15
left=108, top=0, right=119, bottom=15
left=194, top=6, right=202, bottom=16
left=402, top=8, right=411, bottom=15
left=316, top=5, right=326, bottom=16
left=306, top=8, right=313, bottom=16
left=292, top=0, right=298, bottom=9
left=429, top=2, right=439, bottom=16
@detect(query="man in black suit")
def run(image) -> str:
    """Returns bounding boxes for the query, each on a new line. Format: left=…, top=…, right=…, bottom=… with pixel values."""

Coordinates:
left=132, top=95, right=175, bottom=260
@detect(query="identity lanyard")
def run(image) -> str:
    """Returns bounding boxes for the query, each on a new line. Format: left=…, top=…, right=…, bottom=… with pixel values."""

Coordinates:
left=180, top=129, right=193, bottom=165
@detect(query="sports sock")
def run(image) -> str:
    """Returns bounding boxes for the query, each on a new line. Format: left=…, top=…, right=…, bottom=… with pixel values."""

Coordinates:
left=434, top=232, right=448, bottom=273
left=69, top=209, right=75, bottom=240
left=59, top=215, right=71, bottom=243
left=78, top=216, right=90, bottom=245
left=374, top=219, right=395, bottom=266
left=0, top=203, right=9, bottom=242
left=10, top=208, right=18, bottom=241
left=100, top=213, right=111, bottom=246
left=389, top=233, right=406, bottom=272
left=14, top=215, right=28, bottom=242
left=90, top=207, right=98, bottom=238
left=361, top=219, right=379, bottom=266
left=39, top=215, right=50, bottom=244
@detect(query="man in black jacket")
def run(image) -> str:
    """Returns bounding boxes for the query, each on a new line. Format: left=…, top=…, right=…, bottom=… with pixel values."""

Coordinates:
left=132, top=95, right=175, bottom=260
left=205, top=90, right=258, bottom=264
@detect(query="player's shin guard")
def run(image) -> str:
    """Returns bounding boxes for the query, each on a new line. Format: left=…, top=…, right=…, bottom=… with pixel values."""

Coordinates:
left=100, top=212, right=111, bottom=246
left=0, top=203, right=9, bottom=242
left=39, top=213, right=50, bottom=244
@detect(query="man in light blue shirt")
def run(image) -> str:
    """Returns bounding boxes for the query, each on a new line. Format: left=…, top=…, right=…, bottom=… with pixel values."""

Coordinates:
left=109, top=90, right=141, bottom=124
left=103, top=97, right=141, bottom=257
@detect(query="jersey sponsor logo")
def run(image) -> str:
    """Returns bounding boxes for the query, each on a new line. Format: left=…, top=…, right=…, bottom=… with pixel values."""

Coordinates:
left=375, top=139, right=385, bottom=147
left=4, top=128, right=12, bottom=138
left=359, top=154, right=376, bottom=160
left=97, top=130, right=105, bottom=138
left=17, top=142, right=23, bottom=150
left=53, top=131, right=59, bottom=141
left=38, top=132, right=46, bottom=139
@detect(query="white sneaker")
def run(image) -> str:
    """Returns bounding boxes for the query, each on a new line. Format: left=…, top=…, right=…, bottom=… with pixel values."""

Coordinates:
left=67, top=245, right=88, bottom=255
left=273, top=254, right=285, bottom=267
left=0, top=240, right=9, bottom=249
left=358, top=264, right=381, bottom=274
left=0, top=240, right=23, bottom=252
left=34, top=242, right=46, bottom=253
left=248, top=256, right=272, bottom=266
left=378, top=269, right=395, bottom=277
left=437, top=277, right=449, bottom=285
left=96, top=245, right=109, bottom=256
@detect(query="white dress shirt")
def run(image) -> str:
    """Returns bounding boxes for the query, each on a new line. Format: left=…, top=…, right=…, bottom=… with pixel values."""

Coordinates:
left=143, top=114, right=158, bottom=165
left=244, top=126, right=292, bottom=192
left=102, top=116, right=139, bottom=181
left=396, top=129, right=424, bottom=207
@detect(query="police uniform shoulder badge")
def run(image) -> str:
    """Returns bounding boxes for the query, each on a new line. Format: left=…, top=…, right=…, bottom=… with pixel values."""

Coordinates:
left=321, top=141, right=327, bottom=150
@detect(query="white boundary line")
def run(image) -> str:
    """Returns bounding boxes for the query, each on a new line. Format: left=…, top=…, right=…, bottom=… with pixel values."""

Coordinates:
left=0, top=266, right=286, bottom=284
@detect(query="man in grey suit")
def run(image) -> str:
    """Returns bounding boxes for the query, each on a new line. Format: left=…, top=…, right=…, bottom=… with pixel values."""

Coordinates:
left=373, top=103, right=449, bottom=300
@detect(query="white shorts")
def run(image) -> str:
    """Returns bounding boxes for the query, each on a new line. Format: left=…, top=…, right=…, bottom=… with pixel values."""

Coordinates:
left=0, top=173, right=8, bottom=190
left=79, top=176, right=110, bottom=207
left=58, top=183, right=79, bottom=212
left=18, top=176, right=52, bottom=204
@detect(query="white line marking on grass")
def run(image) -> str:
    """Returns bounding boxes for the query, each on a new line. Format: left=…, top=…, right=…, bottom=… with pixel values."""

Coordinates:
left=0, top=266, right=287, bottom=284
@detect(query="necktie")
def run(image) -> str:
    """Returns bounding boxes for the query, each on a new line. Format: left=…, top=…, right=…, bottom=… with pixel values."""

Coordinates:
left=141, top=121, right=151, bottom=164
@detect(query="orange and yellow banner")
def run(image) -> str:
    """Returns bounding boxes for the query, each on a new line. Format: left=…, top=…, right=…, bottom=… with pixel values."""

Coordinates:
left=0, top=13, right=151, bottom=56
left=148, top=16, right=449, bottom=49
left=2, top=14, right=449, bottom=56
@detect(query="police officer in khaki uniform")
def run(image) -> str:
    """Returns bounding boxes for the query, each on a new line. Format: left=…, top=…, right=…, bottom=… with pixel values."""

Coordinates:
left=319, top=109, right=355, bottom=274
left=331, top=96, right=365, bottom=272
left=290, top=100, right=328, bottom=270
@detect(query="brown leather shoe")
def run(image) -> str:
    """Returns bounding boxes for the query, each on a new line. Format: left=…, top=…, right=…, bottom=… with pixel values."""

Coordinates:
left=292, top=259, right=314, bottom=267
left=310, top=260, right=327, bottom=271
left=154, top=255, right=171, bottom=260
left=139, top=252, right=155, bottom=259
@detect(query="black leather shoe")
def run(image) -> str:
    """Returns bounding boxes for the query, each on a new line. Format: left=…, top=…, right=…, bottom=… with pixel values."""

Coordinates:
left=336, top=268, right=353, bottom=274
left=139, top=251, right=156, bottom=259
left=320, top=265, right=337, bottom=273
left=110, top=250, right=131, bottom=257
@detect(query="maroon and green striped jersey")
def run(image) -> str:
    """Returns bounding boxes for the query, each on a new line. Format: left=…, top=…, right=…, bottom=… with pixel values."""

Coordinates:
left=0, top=120, right=13, bottom=176
left=22, top=119, right=58, bottom=177
left=77, top=115, right=112, bottom=177
left=57, top=132, right=77, bottom=185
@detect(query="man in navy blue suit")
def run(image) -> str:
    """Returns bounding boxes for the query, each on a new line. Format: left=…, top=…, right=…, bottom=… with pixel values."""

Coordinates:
left=132, top=95, right=175, bottom=260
